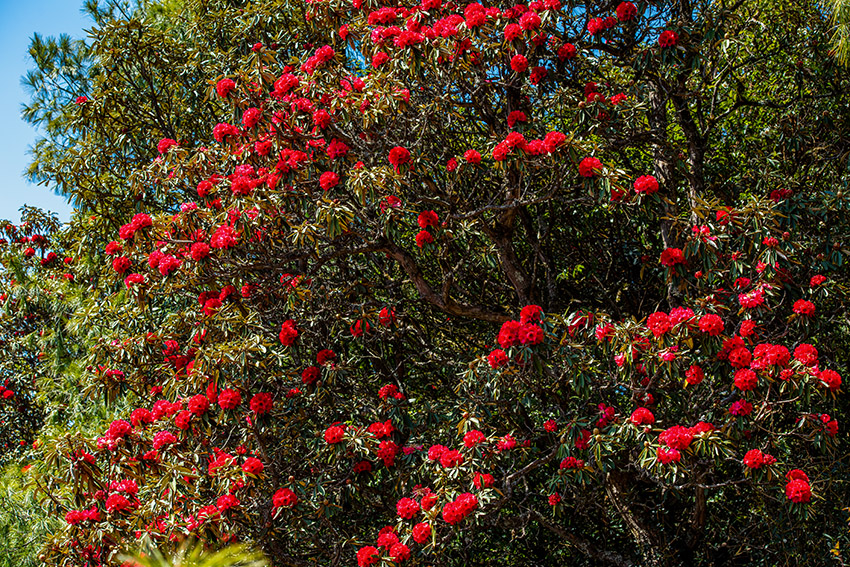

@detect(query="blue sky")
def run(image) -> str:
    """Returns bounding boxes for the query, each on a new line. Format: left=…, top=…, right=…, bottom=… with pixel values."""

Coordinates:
left=0, top=0, right=90, bottom=223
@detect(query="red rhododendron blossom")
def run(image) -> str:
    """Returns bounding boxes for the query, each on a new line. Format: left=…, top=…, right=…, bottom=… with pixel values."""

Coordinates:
left=659, top=30, right=679, bottom=47
left=685, top=365, right=705, bottom=386
left=728, top=346, right=752, bottom=369
left=647, top=311, right=671, bottom=337
left=510, top=54, right=528, bottom=73
left=630, top=407, right=655, bottom=425
left=242, top=457, right=264, bottom=475
left=497, top=434, right=517, bottom=451
left=324, top=424, right=345, bottom=444
left=188, top=394, right=209, bottom=415
left=273, top=487, right=298, bottom=508
left=190, top=242, right=210, bottom=261
left=520, top=304, right=543, bottom=324
left=743, top=449, right=775, bottom=469
left=660, top=247, right=686, bottom=267
left=279, top=319, right=298, bottom=346
left=656, top=446, right=681, bottom=464
left=734, top=368, right=758, bottom=391
left=633, top=174, right=659, bottom=194
left=319, top=171, right=340, bottom=190
left=560, top=456, right=584, bottom=469
left=578, top=156, right=603, bottom=177
left=112, top=256, right=131, bottom=273
left=659, top=425, right=694, bottom=450
left=416, top=230, right=434, bottom=248
left=216, top=78, right=235, bottom=98
left=242, top=107, right=262, bottom=129
left=810, top=274, right=827, bottom=287
left=439, top=449, right=464, bottom=468
left=794, top=343, right=819, bottom=365
left=441, top=493, right=478, bottom=525
left=463, top=149, right=482, bottom=164
left=418, top=210, right=439, bottom=229
left=558, top=42, right=577, bottom=60
left=818, top=369, right=842, bottom=391
left=356, top=546, right=380, bottom=567
left=152, top=430, right=177, bottom=450
left=497, top=320, right=522, bottom=347
left=520, top=323, right=544, bottom=345
left=108, top=419, right=132, bottom=439
left=210, top=224, right=238, bottom=249
left=507, top=110, right=527, bottom=128
left=377, top=440, right=400, bottom=467
left=218, top=388, right=241, bottom=410
left=157, top=138, right=177, bottom=154
left=249, top=392, right=274, bottom=415
left=519, top=10, right=540, bottom=30
left=698, top=314, right=724, bottom=336
left=388, top=146, right=411, bottom=173
left=213, top=122, right=240, bottom=142
left=396, top=497, right=420, bottom=519
left=473, top=471, right=495, bottom=488
left=463, top=430, right=486, bottom=447
left=217, top=494, right=240, bottom=512
left=371, top=52, right=389, bottom=68
left=105, top=494, right=131, bottom=513
left=729, top=400, right=753, bottom=417
left=488, top=349, right=508, bottom=368
left=412, top=522, right=432, bottom=544
left=616, top=1, right=637, bottom=21
left=317, top=349, right=336, bottom=366
left=785, top=478, right=812, bottom=503
left=389, top=543, right=410, bottom=563
left=792, top=299, right=815, bottom=317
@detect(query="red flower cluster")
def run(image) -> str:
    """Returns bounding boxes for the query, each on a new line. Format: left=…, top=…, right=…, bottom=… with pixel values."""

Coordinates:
left=441, top=493, right=478, bottom=525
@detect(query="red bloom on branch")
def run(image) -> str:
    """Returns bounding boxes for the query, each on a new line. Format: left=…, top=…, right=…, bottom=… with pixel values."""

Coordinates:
left=319, top=171, right=340, bottom=191
left=324, top=425, right=345, bottom=444
left=242, top=457, right=264, bottom=475
left=685, top=365, right=705, bottom=386
left=157, top=138, right=177, bottom=154
left=250, top=392, right=274, bottom=415
left=633, top=175, right=659, bottom=194
left=218, top=389, right=241, bottom=410
left=279, top=319, right=298, bottom=346
left=188, top=394, right=209, bottom=415
left=558, top=43, right=577, bottom=60
left=510, top=54, right=528, bottom=73
left=647, top=312, right=671, bottom=337
left=630, top=407, right=655, bottom=426
left=792, top=299, right=815, bottom=317
left=416, top=230, right=434, bottom=248
left=388, top=146, right=411, bottom=173
left=578, top=156, right=603, bottom=177
left=660, top=247, right=686, bottom=267
left=273, top=487, right=298, bottom=508
left=356, top=546, right=379, bottom=567
left=818, top=369, right=842, bottom=392
left=216, top=78, right=235, bottom=98
left=659, top=30, right=679, bottom=47
left=488, top=349, right=508, bottom=368
left=616, top=2, right=637, bottom=21
left=396, top=497, right=420, bottom=519
left=412, top=522, right=432, bottom=543
left=734, top=368, right=758, bottom=391
left=418, top=210, right=439, bottom=229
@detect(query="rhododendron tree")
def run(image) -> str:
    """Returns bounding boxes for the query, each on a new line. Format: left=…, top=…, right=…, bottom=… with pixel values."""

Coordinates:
left=1, top=0, right=849, bottom=566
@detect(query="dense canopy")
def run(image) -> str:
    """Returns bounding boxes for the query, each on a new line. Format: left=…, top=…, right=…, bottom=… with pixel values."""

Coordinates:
left=0, top=0, right=848, bottom=566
